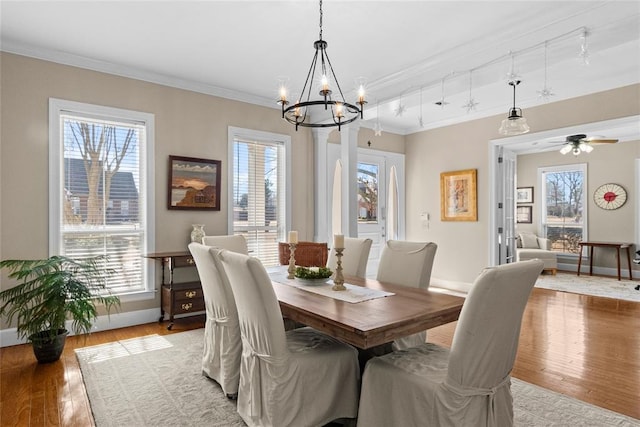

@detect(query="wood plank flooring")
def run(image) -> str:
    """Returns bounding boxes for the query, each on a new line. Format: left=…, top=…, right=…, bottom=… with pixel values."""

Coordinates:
left=1, top=283, right=639, bottom=426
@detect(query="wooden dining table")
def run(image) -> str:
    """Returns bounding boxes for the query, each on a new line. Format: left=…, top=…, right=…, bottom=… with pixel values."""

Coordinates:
left=268, top=267, right=465, bottom=350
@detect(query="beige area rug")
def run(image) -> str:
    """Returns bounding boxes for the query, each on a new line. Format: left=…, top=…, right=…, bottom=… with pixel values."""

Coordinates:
left=76, top=329, right=639, bottom=427
left=535, top=273, right=640, bottom=302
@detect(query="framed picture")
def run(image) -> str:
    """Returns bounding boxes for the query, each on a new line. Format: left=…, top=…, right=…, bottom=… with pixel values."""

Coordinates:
left=516, top=206, right=533, bottom=223
left=517, top=187, right=534, bottom=204
left=168, top=155, right=221, bottom=210
left=440, top=169, right=477, bottom=221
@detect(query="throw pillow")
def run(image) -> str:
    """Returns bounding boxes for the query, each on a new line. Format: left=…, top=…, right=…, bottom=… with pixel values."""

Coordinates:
left=519, top=233, right=539, bottom=249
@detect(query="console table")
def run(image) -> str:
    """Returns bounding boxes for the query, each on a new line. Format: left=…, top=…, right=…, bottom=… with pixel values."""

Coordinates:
left=145, top=251, right=204, bottom=329
left=577, top=242, right=633, bottom=281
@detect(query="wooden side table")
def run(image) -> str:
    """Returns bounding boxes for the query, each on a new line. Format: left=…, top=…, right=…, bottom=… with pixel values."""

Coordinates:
left=577, top=242, right=633, bottom=281
left=145, top=251, right=204, bottom=329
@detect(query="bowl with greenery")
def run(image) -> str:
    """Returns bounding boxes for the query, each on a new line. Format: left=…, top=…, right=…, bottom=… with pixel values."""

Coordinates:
left=294, top=266, right=333, bottom=285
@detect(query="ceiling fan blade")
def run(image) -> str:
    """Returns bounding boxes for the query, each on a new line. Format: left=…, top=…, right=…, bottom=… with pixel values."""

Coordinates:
left=590, top=138, right=618, bottom=144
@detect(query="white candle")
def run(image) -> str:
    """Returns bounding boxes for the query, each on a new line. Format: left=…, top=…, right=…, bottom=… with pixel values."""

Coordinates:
left=288, top=230, right=298, bottom=244
left=334, top=234, right=344, bottom=249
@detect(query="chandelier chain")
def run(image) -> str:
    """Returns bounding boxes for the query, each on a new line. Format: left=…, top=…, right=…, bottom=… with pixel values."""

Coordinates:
left=319, top=0, right=323, bottom=40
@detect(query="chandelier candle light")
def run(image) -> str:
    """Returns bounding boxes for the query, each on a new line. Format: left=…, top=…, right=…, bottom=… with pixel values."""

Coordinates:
left=277, top=0, right=366, bottom=131
left=287, top=231, right=298, bottom=279
left=332, top=234, right=346, bottom=291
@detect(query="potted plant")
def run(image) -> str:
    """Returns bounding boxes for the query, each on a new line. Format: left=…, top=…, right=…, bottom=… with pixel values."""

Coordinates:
left=0, top=255, right=120, bottom=363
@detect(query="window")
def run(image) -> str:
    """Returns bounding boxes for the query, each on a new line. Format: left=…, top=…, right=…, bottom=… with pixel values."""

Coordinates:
left=539, top=163, right=587, bottom=254
left=228, top=127, right=290, bottom=267
left=49, top=99, right=155, bottom=298
left=357, top=162, right=379, bottom=223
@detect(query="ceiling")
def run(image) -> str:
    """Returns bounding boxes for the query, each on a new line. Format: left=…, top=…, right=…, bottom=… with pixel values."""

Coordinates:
left=1, top=1, right=639, bottom=137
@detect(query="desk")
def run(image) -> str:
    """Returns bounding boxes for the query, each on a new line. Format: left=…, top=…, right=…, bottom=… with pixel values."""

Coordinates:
left=269, top=269, right=465, bottom=350
left=577, top=242, right=633, bottom=281
left=145, top=251, right=204, bottom=329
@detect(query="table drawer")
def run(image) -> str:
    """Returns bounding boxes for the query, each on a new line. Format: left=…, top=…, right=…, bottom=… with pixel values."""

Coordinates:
left=174, top=287, right=203, bottom=302
left=173, top=299, right=205, bottom=314
left=173, top=256, right=196, bottom=268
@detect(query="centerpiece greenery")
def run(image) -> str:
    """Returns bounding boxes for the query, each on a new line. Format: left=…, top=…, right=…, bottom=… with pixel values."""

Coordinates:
left=0, top=255, right=120, bottom=363
left=294, top=266, right=333, bottom=280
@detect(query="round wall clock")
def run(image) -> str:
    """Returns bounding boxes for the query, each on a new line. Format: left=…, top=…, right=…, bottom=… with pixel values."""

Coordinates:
left=593, top=183, right=627, bottom=210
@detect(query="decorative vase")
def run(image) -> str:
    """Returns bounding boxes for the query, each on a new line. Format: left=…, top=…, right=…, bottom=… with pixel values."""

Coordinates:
left=190, top=224, right=205, bottom=244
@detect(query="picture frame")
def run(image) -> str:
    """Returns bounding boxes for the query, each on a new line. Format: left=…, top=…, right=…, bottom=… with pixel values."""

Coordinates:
left=168, top=155, right=221, bottom=210
left=516, top=205, right=533, bottom=223
left=517, top=186, right=534, bottom=204
left=440, top=169, right=477, bottom=221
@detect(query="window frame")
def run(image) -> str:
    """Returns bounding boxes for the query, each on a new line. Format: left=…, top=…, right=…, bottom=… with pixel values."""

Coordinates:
left=227, top=126, right=291, bottom=266
left=49, top=98, right=155, bottom=302
left=537, top=163, right=588, bottom=256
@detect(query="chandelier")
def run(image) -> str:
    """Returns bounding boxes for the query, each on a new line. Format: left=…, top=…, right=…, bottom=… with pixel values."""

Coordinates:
left=278, top=0, right=365, bottom=131
left=498, top=80, right=530, bottom=136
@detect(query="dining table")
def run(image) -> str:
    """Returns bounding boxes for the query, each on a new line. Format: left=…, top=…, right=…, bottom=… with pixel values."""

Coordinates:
left=267, top=266, right=465, bottom=350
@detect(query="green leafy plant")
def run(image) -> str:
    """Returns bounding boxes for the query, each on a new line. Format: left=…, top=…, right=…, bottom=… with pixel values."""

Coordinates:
left=294, top=266, right=333, bottom=280
left=0, top=255, right=120, bottom=342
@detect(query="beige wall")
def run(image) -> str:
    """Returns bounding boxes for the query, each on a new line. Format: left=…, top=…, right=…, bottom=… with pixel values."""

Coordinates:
left=0, top=53, right=316, bottom=321
left=405, top=84, right=640, bottom=285
left=517, top=140, right=640, bottom=269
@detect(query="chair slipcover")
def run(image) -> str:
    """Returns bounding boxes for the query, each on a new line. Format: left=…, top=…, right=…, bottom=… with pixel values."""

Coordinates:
left=202, top=234, right=249, bottom=255
left=376, top=240, right=437, bottom=350
left=357, top=259, right=544, bottom=427
left=187, top=242, right=241, bottom=397
left=216, top=249, right=360, bottom=427
left=327, top=237, right=373, bottom=278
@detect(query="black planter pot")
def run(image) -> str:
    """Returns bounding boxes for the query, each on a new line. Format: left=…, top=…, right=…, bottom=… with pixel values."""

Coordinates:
left=29, top=329, right=69, bottom=363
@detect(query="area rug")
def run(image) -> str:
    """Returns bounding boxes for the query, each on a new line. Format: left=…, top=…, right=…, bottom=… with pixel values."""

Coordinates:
left=535, top=273, right=640, bottom=302
left=76, top=329, right=640, bottom=427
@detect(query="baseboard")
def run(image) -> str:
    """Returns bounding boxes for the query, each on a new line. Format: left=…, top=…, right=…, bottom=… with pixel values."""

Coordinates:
left=558, top=262, right=637, bottom=280
left=0, top=307, right=161, bottom=348
left=431, top=277, right=472, bottom=293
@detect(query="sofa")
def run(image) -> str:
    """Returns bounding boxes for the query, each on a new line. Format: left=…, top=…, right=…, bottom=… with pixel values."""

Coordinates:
left=516, top=232, right=558, bottom=275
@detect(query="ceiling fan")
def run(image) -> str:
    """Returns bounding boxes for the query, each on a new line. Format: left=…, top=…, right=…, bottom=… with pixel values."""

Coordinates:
left=553, top=134, right=619, bottom=155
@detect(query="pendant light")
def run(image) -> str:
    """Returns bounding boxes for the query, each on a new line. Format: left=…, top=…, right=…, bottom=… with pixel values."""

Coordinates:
left=498, top=80, right=530, bottom=136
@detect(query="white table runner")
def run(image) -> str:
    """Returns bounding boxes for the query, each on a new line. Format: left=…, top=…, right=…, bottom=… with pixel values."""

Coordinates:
left=268, top=268, right=394, bottom=304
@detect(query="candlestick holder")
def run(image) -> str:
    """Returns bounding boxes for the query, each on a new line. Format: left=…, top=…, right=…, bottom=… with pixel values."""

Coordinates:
left=332, top=247, right=346, bottom=291
left=287, top=243, right=298, bottom=279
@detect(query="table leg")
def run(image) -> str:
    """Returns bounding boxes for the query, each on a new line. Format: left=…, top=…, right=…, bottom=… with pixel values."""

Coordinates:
left=625, top=246, right=632, bottom=280
left=616, top=247, right=621, bottom=281
left=589, top=246, right=594, bottom=276
left=577, top=245, right=583, bottom=276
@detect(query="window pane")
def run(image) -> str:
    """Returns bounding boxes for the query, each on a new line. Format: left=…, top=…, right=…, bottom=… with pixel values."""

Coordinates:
left=59, top=114, right=146, bottom=292
left=233, top=138, right=284, bottom=266
left=542, top=168, right=585, bottom=254
left=357, top=162, right=378, bottom=223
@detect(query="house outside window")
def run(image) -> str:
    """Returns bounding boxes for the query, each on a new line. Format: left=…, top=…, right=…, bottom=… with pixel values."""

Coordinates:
left=228, top=127, right=291, bottom=267
left=539, top=163, right=587, bottom=254
left=49, top=99, right=155, bottom=298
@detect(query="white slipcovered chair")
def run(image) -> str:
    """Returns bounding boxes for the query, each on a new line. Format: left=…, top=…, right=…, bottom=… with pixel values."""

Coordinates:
left=327, top=237, right=373, bottom=278
left=202, top=234, right=248, bottom=255
left=216, top=249, right=360, bottom=427
left=187, top=242, right=241, bottom=399
left=376, top=240, right=438, bottom=350
left=357, top=259, right=544, bottom=427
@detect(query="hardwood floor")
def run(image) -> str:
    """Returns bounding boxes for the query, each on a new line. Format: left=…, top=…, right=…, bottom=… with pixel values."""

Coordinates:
left=1, top=286, right=639, bottom=426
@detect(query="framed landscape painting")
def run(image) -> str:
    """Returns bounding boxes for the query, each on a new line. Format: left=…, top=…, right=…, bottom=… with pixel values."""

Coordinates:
left=168, top=155, right=221, bottom=210
left=517, top=187, right=534, bottom=204
left=516, top=205, right=533, bottom=223
left=440, top=169, right=477, bottom=221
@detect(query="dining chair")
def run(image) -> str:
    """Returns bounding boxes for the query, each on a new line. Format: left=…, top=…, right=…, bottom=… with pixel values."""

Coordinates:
left=327, top=237, right=373, bottom=278
left=216, top=249, right=360, bottom=427
left=357, top=259, right=544, bottom=427
left=278, top=241, right=329, bottom=267
left=376, top=240, right=437, bottom=350
left=202, top=234, right=248, bottom=255
left=187, top=242, right=241, bottom=399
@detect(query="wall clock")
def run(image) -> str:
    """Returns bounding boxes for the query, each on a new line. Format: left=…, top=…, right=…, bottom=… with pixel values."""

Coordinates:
left=593, top=183, right=627, bottom=210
